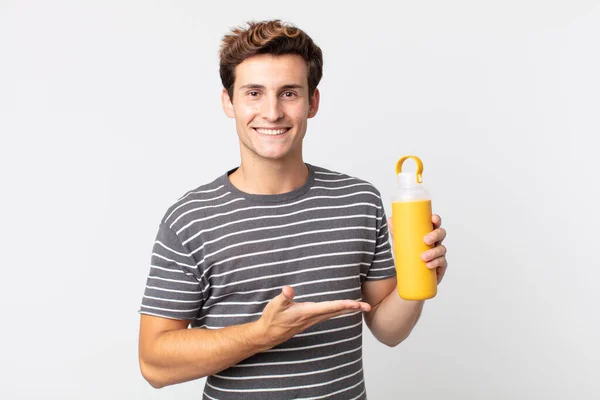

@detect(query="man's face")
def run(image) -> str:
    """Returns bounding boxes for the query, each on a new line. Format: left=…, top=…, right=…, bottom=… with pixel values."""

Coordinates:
left=222, top=54, right=320, bottom=163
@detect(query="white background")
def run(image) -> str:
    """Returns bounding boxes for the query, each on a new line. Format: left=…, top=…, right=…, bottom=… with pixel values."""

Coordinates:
left=1, top=0, right=599, bottom=399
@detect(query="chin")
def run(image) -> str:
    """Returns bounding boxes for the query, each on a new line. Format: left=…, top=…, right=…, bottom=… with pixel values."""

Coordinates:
left=258, top=152, right=289, bottom=161
left=255, top=146, right=294, bottom=160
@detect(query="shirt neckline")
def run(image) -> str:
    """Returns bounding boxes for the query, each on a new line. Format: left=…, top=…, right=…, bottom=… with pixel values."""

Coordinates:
left=219, top=163, right=315, bottom=205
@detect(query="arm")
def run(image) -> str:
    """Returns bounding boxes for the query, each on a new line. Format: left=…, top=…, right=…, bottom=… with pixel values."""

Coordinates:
left=361, top=278, right=424, bottom=347
left=139, top=315, right=270, bottom=388
left=361, top=214, right=448, bottom=347
left=139, top=286, right=371, bottom=388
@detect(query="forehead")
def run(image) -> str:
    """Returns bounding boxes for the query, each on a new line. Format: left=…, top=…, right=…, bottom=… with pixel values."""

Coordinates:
left=234, top=54, right=309, bottom=89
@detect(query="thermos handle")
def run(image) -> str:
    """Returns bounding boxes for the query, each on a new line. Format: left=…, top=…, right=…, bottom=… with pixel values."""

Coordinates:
left=395, top=155, right=424, bottom=184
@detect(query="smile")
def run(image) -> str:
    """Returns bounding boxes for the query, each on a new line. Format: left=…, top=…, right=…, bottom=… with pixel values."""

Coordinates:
left=253, top=128, right=290, bottom=136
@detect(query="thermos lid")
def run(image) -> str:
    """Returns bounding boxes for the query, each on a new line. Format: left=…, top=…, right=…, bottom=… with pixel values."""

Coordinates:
left=395, top=155, right=424, bottom=185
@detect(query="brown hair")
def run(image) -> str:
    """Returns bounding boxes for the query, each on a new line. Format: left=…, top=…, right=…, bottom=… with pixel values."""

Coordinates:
left=219, top=20, right=323, bottom=100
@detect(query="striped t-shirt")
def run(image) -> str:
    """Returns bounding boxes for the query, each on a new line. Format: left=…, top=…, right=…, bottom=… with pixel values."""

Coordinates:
left=139, top=163, right=396, bottom=399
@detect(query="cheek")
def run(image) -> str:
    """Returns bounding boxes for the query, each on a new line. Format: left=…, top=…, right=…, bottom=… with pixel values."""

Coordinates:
left=289, top=106, right=309, bottom=124
left=293, top=111, right=309, bottom=126
left=235, top=105, right=258, bottom=124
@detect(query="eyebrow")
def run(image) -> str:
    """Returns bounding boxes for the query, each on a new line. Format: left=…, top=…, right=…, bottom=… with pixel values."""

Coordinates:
left=239, top=84, right=304, bottom=90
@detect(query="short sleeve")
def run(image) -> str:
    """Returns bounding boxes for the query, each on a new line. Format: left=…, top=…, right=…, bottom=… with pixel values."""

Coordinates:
left=364, top=196, right=396, bottom=281
left=139, top=223, right=205, bottom=320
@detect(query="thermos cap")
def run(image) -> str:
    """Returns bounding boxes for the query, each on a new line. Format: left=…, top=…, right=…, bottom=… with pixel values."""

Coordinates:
left=395, top=155, right=424, bottom=185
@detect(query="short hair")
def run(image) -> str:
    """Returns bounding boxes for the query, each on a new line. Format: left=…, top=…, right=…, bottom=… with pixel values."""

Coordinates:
left=219, top=20, right=323, bottom=100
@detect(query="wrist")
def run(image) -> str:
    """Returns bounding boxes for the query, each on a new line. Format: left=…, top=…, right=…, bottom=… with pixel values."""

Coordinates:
left=247, top=319, right=275, bottom=352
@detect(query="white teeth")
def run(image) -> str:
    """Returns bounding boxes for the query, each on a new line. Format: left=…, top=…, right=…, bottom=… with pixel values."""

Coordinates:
left=255, top=128, right=288, bottom=135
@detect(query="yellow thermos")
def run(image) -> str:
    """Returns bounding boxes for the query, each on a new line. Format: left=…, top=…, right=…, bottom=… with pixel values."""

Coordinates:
left=392, top=155, right=437, bottom=300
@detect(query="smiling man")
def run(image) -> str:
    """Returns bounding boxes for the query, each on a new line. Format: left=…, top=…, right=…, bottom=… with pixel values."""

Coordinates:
left=138, top=20, right=448, bottom=399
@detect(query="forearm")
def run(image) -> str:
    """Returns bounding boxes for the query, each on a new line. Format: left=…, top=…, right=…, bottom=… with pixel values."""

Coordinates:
left=366, top=291, right=425, bottom=347
left=140, top=321, right=271, bottom=388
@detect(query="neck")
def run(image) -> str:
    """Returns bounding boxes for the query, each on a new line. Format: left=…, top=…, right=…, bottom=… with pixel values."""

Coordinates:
left=229, top=155, right=309, bottom=195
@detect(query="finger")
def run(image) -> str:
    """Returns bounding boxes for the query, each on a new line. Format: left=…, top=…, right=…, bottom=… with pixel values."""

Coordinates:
left=435, top=228, right=447, bottom=244
left=302, top=300, right=368, bottom=316
left=426, top=257, right=447, bottom=270
left=425, top=228, right=446, bottom=245
left=308, top=305, right=369, bottom=325
left=313, top=308, right=364, bottom=324
left=274, top=286, right=295, bottom=308
left=282, top=285, right=295, bottom=301
left=440, top=258, right=448, bottom=270
left=421, top=245, right=447, bottom=262
left=425, top=258, right=439, bottom=269
left=432, top=214, right=442, bottom=229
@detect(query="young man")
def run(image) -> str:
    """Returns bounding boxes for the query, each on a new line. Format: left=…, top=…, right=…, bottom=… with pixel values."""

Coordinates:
left=138, top=20, right=448, bottom=399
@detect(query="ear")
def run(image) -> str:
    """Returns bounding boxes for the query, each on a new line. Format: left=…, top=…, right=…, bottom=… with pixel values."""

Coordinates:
left=308, top=88, right=320, bottom=118
left=221, top=88, right=235, bottom=118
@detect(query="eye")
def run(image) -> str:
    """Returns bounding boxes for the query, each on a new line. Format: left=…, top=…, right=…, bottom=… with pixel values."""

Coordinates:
left=282, top=91, right=297, bottom=98
left=248, top=91, right=259, bottom=97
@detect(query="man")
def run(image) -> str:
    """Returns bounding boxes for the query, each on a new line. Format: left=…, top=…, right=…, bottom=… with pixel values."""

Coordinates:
left=138, top=19, right=448, bottom=399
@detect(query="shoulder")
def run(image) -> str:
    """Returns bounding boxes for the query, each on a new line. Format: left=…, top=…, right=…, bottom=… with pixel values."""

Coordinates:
left=159, top=173, right=229, bottom=228
left=310, top=164, right=383, bottom=198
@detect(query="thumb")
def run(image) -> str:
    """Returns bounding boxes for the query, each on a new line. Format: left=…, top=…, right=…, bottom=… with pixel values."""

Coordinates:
left=279, top=285, right=295, bottom=305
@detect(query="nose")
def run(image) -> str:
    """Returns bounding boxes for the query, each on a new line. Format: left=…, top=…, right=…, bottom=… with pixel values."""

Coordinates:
left=261, top=95, right=284, bottom=122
